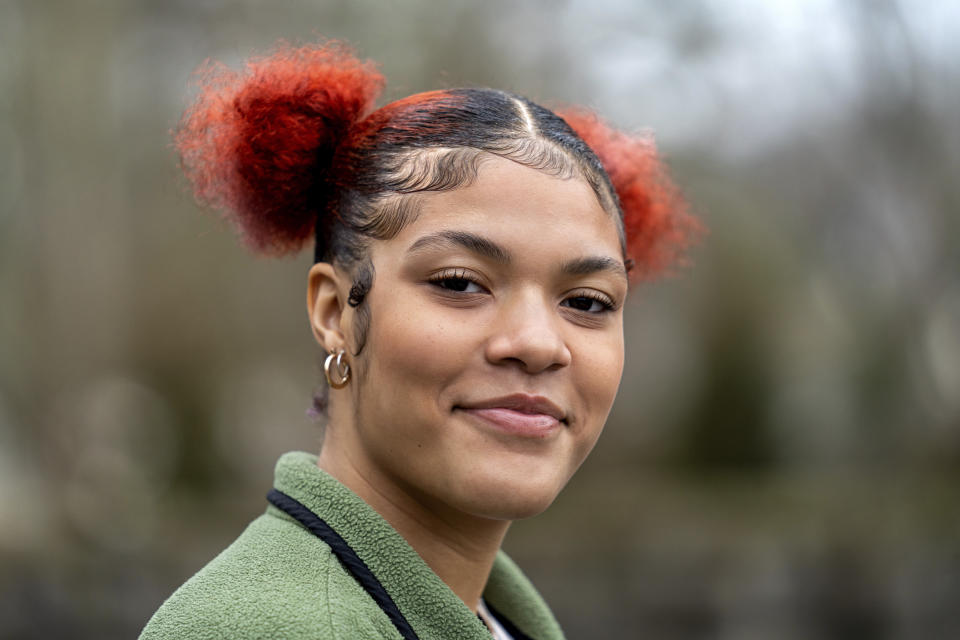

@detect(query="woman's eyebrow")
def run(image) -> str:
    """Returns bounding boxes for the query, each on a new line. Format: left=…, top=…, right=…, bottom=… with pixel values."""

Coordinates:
left=406, top=230, right=512, bottom=263
left=561, top=256, right=629, bottom=281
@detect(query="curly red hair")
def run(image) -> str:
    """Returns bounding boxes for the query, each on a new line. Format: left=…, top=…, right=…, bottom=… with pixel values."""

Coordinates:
left=175, top=41, right=384, bottom=254
left=557, top=109, right=702, bottom=277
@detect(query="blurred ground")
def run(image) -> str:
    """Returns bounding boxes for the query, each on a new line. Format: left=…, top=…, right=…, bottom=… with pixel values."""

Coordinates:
left=1, top=1, right=958, bottom=638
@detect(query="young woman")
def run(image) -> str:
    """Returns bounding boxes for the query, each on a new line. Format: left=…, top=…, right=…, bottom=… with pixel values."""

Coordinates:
left=140, top=41, right=697, bottom=639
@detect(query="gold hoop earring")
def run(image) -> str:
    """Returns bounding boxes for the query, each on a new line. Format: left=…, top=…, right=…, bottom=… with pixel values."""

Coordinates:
left=323, top=349, right=351, bottom=389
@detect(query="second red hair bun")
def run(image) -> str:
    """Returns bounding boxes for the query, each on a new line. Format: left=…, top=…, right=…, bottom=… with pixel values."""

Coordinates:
left=558, top=109, right=701, bottom=278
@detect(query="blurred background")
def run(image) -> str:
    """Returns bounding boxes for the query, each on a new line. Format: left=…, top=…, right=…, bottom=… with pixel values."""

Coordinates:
left=1, top=0, right=958, bottom=638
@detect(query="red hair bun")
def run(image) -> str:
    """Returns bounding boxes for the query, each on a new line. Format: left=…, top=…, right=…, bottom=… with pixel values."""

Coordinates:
left=559, top=109, right=702, bottom=278
left=174, top=41, right=385, bottom=254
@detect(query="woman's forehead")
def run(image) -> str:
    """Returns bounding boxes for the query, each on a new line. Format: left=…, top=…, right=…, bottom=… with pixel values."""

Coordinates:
left=414, top=156, right=618, bottom=236
left=383, top=155, right=626, bottom=270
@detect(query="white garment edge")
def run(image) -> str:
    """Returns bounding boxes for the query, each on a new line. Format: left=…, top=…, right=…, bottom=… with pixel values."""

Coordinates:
left=477, top=598, right=515, bottom=640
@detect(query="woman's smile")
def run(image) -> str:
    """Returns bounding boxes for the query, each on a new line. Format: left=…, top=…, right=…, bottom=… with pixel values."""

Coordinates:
left=460, top=407, right=560, bottom=437
left=455, top=392, right=567, bottom=438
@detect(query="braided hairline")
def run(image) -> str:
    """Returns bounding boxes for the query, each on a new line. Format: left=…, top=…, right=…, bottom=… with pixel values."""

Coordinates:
left=329, top=139, right=625, bottom=267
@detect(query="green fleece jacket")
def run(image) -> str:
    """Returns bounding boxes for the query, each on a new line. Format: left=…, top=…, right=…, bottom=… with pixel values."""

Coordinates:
left=139, top=451, right=565, bottom=639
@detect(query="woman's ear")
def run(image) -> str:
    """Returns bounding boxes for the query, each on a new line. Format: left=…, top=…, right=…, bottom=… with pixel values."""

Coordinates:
left=307, top=262, right=348, bottom=352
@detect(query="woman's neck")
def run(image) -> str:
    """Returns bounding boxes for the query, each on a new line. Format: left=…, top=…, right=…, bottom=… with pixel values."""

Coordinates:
left=317, top=443, right=510, bottom=613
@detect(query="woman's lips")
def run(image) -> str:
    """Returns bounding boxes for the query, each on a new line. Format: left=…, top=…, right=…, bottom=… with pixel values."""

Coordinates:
left=456, top=394, right=566, bottom=437
left=460, top=408, right=561, bottom=437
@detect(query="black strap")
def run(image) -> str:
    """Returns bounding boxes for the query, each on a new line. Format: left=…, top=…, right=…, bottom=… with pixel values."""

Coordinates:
left=267, top=488, right=421, bottom=640
left=485, top=600, right=536, bottom=640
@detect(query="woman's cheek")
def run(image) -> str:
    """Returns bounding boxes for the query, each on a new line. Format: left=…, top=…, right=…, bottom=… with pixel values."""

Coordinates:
left=371, top=297, right=467, bottom=393
left=578, top=331, right=625, bottom=426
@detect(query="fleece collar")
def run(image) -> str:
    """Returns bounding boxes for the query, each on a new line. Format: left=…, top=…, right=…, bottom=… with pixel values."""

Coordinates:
left=269, top=452, right=564, bottom=640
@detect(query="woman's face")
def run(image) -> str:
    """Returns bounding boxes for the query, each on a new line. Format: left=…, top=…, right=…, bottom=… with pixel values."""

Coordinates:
left=339, top=154, right=627, bottom=521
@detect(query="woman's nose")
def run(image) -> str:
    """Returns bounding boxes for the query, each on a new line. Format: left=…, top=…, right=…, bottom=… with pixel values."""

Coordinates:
left=484, top=291, right=572, bottom=374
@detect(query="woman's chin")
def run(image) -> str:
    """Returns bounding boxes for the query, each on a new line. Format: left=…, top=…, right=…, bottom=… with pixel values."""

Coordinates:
left=459, top=472, right=568, bottom=521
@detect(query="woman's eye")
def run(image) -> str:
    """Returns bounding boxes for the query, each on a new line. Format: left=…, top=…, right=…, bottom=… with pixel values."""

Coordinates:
left=428, top=269, right=485, bottom=294
left=563, top=294, right=614, bottom=313
left=437, top=277, right=481, bottom=292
